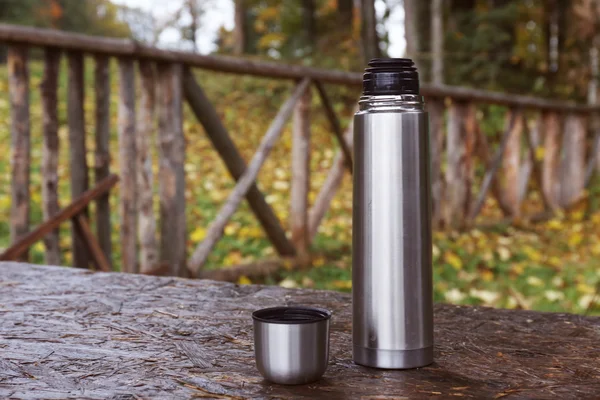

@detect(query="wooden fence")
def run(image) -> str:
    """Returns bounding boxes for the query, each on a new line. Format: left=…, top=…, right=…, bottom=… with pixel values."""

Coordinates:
left=0, top=23, right=598, bottom=279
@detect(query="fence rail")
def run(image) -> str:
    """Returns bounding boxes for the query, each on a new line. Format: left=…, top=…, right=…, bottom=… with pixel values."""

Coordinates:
left=0, top=23, right=597, bottom=279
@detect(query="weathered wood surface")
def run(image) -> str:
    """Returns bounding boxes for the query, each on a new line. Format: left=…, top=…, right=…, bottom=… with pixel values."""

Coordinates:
left=290, top=84, right=311, bottom=256
left=67, top=52, right=90, bottom=268
left=8, top=45, right=31, bottom=262
left=1, top=263, right=599, bottom=399
left=94, top=54, right=112, bottom=268
left=0, top=23, right=597, bottom=112
left=445, top=102, right=475, bottom=228
left=157, top=63, right=187, bottom=277
left=137, top=61, right=159, bottom=273
left=118, top=57, right=138, bottom=273
left=41, top=48, right=61, bottom=266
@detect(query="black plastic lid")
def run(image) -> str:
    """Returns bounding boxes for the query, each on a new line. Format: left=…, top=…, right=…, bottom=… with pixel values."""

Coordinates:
left=252, top=306, right=332, bottom=325
left=362, top=58, right=419, bottom=96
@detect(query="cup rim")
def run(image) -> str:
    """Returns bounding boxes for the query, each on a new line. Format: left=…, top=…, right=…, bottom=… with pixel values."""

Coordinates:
left=252, top=306, right=332, bottom=325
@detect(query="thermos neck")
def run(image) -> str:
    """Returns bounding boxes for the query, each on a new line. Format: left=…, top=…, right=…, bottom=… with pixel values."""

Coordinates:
left=360, top=58, right=424, bottom=112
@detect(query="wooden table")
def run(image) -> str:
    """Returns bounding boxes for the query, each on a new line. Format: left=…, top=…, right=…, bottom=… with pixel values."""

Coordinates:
left=1, top=263, right=599, bottom=399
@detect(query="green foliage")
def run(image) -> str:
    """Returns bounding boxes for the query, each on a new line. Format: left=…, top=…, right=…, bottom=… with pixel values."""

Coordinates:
left=0, top=0, right=131, bottom=38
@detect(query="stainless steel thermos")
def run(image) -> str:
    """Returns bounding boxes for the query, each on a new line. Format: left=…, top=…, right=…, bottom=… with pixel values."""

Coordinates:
left=352, top=58, right=433, bottom=369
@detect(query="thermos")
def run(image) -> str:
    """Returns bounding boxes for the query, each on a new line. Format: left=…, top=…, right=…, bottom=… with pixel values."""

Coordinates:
left=352, top=58, right=433, bottom=369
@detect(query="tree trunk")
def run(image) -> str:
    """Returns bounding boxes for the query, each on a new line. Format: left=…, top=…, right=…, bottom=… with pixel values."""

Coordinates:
left=157, top=63, right=187, bottom=277
left=41, top=49, right=60, bottom=266
left=431, top=0, right=444, bottom=84
left=137, top=61, right=159, bottom=274
left=233, top=0, right=247, bottom=55
left=94, top=55, right=112, bottom=269
left=302, top=0, right=316, bottom=54
left=404, top=0, right=419, bottom=59
left=118, top=58, right=138, bottom=274
left=361, top=0, right=380, bottom=63
left=338, top=0, right=353, bottom=26
left=8, top=45, right=30, bottom=262
left=67, top=52, right=90, bottom=268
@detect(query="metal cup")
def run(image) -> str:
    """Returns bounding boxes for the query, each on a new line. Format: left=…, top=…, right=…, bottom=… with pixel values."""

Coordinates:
left=252, top=306, right=331, bottom=385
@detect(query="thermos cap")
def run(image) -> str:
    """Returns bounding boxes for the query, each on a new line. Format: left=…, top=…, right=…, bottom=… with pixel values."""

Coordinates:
left=362, top=58, right=419, bottom=96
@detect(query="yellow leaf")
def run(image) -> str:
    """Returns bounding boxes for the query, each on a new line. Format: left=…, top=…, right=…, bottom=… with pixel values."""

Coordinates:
left=238, top=275, right=252, bottom=285
left=279, top=278, right=298, bottom=288
left=497, top=247, right=511, bottom=261
left=445, top=252, right=463, bottom=270
left=32, top=241, right=45, bottom=253
left=547, top=219, right=563, bottom=230
left=224, top=224, right=238, bottom=236
left=190, top=226, right=206, bottom=242
left=567, top=232, right=583, bottom=248
left=526, top=276, right=544, bottom=287
left=332, top=280, right=352, bottom=289
left=313, top=256, right=326, bottom=267
left=522, top=246, right=542, bottom=262
left=481, top=270, right=494, bottom=282
left=534, top=147, right=545, bottom=161
left=576, top=283, right=595, bottom=294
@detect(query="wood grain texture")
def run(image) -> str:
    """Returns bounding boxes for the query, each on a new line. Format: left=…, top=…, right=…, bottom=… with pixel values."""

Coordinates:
left=118, top=57, right=138, bottom=273
left=67, top=52, right=90, bottom=268
left=560, top=113, right=587, bottom=207
left=157, top=63, right=187, bottom=277
left=137, top=61, right=159, bottom=273
left=182, top=69, right=295, bottom=257
left=445, top=102, right=475, bottom=228
left=500, top=110, right=523, bottom=217
left=40, top=49, right=61, bottom=265
left=290, top=84, right=311, bottom=256
left=94, top=55, right=112, bottom=268
left=1, top=262, right=599, bottom=399
left=541, top=112, right=561, bottom=210
left=8, top=45, right=31, bottom=262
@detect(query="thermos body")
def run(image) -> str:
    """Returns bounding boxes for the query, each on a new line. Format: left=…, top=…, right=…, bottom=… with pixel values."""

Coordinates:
left=352, top=58, right=433, bottom=369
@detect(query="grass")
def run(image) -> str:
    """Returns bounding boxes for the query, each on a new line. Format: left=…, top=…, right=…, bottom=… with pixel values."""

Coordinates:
left=0, top=59, right=599, bottom=315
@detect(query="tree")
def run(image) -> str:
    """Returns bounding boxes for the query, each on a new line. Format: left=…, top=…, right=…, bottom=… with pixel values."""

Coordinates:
left=233, top=0, right=248, bottom=55
left=431, top=0, right=444, bottom=84
left=361, top=0, right=381, bottom=63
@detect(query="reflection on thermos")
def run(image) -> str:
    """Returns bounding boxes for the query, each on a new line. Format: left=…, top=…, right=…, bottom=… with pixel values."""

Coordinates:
left=352, top=58, right=433, bottom=369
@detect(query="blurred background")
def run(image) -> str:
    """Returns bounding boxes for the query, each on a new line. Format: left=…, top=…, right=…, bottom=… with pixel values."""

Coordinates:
left=0, top=0, right=599, bottom=315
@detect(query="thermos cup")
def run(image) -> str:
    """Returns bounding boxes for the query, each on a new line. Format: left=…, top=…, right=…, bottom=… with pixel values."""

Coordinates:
left=352, top=58, right=433, bottom=369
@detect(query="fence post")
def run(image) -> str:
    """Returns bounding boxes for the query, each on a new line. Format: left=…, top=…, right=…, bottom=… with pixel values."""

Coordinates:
left=428, top=98, right=444, bottom=228
left=157, top=63, right=187, bottom=277
left=499, top=110, right=523, bottom=217
left=137, top=61, right=159, bottom=273
left=560, top=113, right=587, bottom=207
left=290, top=83, right=311, bottom=256
left=67, top=52, right=90, bottom=268
left=541, top=112, right=561, bottom=209
left=445, top=101, right=475, bottom=228
left=8, top=45, right=30, bottom=262
left=41, top=49, right=61, bottom=265
left=118, top=57, right=138, bottom=273
left=94, top=54, right=112, bottom=269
